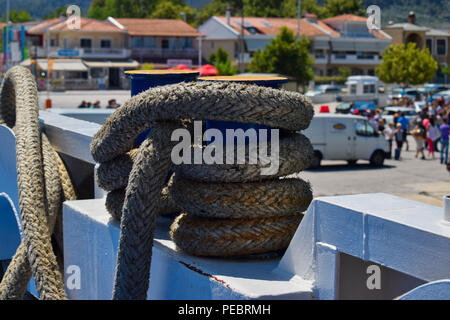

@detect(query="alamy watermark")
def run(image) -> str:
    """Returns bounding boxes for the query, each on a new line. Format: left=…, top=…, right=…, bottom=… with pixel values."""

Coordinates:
left=66, top=5, right=81, bottom=30
left=367, top=5, right=381, bottom=30
left=171, top=121, right=280, bottom=176
left=66, top=265, right=81, bottom=290
left=366, top=265, right=381, bottom=290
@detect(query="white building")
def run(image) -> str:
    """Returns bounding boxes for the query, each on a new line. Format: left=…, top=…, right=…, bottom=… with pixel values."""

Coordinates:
left=198, top=13, right=392, bottom=76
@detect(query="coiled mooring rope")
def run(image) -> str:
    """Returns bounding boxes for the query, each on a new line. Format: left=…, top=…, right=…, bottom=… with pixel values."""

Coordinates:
left=0, top=69, right=314, bottom=300
left=91, top=81, right=315, bottom=300
left=0, top=66, right=77, bottom=300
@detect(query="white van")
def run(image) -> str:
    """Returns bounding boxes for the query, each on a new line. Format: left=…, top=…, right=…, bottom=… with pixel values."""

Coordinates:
left=301, top=114, right=389, bottom=168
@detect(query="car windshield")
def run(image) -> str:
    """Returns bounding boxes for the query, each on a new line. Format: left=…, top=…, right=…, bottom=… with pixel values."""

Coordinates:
left=383, top=109, right=416, bottom=116
left=354, top=102, right=375, bottom=109
left=337, top=103, right=351, bottom=109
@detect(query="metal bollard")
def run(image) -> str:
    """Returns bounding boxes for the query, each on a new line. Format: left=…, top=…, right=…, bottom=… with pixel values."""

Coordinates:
left=443, top=194, right=450, bottom=225
left=125, top=70, right=199, bottom=145
left=197, top=76, right=288, bottom=145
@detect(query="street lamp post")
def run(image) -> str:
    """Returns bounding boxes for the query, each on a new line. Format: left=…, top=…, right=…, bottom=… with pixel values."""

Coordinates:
left=5, top=0, right=10, bottom=71
left=297, top=0, right=301, bottom=40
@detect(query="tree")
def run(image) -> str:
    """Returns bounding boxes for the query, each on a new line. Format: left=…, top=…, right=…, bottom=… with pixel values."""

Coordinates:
left=44, top=7, right=67, bottom=19
left=150, top=1, right=197, bottom=24
left=141, top=62, right=155, bottom=70
left=280, top=0, right=328, bottom=19
left=248, top=26, right=314, bottom=86
left=2, top=10, right=33, bottom=23
left=209, top=47, right=238, bottom=75
left=195, top=0, right=243, bottom=27
left=441, top=65, right=450, bottom=76
left=88, top=0, right=188, bottom=19
left=323, top=0, right=366, bottom=17
left=376, top=43, right=438, bottom=87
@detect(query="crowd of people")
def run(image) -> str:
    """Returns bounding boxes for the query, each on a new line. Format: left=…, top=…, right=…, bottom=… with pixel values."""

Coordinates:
left=370, top=94, right=450, bottom=164
left=78, top=99, right=121, bottom=109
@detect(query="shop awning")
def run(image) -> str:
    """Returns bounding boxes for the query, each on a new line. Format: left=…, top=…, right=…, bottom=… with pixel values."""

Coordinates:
left=38, top=59, right=88, bottom=72
left=84, top=60, right=140, bottom=68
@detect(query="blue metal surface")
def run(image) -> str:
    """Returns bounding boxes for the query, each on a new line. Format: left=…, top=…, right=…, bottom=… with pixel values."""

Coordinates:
left=399, top=280, right=450, bottom=300
left=0, top=124, right=38, bottom=297
left=125, top=70, right=199, bottom=145
left=198, top=76, right=288, bottom=145
left=0, top=194, right=21, bottom=260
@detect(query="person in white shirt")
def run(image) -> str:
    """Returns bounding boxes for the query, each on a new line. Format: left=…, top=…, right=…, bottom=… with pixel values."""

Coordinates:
left=384, top=122, right=395, bottom=159
left=427, top=118, right=438, bottom=159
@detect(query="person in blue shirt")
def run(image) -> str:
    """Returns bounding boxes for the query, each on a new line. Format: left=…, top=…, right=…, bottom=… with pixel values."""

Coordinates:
left=440, top=120, right=450, bottom=164
left=397, top=112, right=410, bottom=151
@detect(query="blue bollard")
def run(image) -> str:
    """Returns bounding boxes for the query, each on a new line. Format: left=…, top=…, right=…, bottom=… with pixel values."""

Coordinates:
left=197, top=76, right=288, bottom=145
left=125, top=70, right=200, bottom=145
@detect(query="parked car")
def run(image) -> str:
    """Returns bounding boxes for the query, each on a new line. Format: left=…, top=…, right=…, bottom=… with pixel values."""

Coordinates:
left=420, top=84, right=448, bottom=95
left=387, top=87, right=422, bottom=104
left=381, top=107, right=418, bottom=127
left=335, top=102, right=352, bottom=114
left=301, top=114, right=388, bottom=168
left=432, top=90, right=450, bottom=103
left=305, top=85, right=342, bottom=97
left=350, top=101, right=377, bottom=117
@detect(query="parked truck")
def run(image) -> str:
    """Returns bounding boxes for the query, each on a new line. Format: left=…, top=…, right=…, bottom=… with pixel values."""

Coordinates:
left=301, top=114, right=389, bottom=168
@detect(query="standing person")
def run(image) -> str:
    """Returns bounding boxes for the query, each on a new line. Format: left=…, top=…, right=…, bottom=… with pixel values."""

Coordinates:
left=412, top=123, right=426, bottom=160
left=426, top=118, right=437, bottom=159
left=393, top=112, right=400, bottom=126
left=384, top=122, right=395, bottom=159
left=394, top=123, right=403, bottom=160
left=432, top=118, right=441, bottom=152
left=397, top=112, right=410, bottom=151
left=378, top=118, right=385, bottom=133
left=440, top=120, right=450, bottom=164
left=78, top=100, right=87, bottom=108
left=93, top=100, right=101, bottom=109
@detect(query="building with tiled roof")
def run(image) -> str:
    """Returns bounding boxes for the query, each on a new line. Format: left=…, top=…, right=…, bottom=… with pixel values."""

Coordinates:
left=382, top=12, right=449, bottom=83
left=199, top=13, right=392, bottom=75
left=112, top=18, right=202, bottom=65
left=115, top=18, right=201, bottom=37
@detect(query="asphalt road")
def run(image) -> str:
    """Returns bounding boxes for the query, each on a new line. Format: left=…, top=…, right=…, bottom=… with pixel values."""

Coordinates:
left=38, top=90, right=131, bottom=109
left=292, top=135, right=450, bottom=206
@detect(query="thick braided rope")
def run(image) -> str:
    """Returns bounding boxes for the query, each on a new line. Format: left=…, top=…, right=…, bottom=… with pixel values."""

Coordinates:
left=0, top=66, right=76, bottom=300
left=112, top=122, right=178, bottom=299
left=91, top=81, right=313, bottom=163
left=91, top=82, right=314, bottom=300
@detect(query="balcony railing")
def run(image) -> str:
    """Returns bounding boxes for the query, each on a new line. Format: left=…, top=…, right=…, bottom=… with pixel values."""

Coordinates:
left=131, top=48, right=198, bottom=58
left=330, top=54, right=382, bottom=65
left=30, top=46, right=131, bottom=59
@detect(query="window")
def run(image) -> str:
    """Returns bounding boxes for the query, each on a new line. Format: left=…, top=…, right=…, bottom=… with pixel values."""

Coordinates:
left=162, top=39, right=169, bottom=49
left=183, top=37, right=193, bottom=48
left=325, top=87, right=340, bottom=93
left=101, top=39, right=112, bottom=48
left=133, top=37, right=144, bottom=48
left=356, top=121, right=376, bottom=137
left=50, top=38, right=56, bottom=47
left=350, top=84, right=357, bottom=95
left=437, top=39, right=447, bottom=55
left=80, top=38, right=92, bottom=48
left=363, top=84, right=376, bottom=94
left=426, top=38, right=433, bottom=54
left=144, top=37, right=154, bottom=48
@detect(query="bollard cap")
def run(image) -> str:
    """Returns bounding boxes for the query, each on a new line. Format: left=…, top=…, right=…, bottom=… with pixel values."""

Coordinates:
left=198, top=75, right=287, bottom=85
left=125, top=70, right=200, bottom=78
